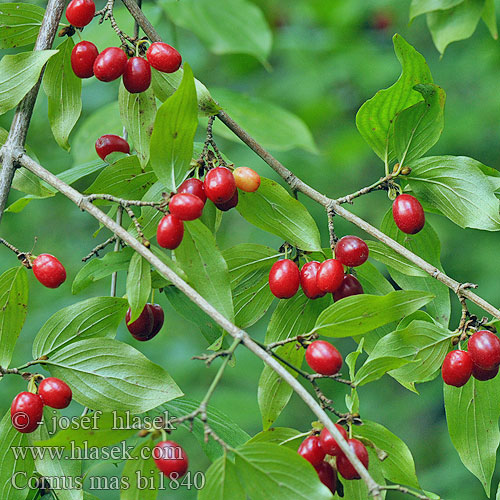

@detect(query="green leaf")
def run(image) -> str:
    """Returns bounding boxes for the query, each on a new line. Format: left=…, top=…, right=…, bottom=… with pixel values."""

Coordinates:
left=356, top=261, right=395, bottom=295
left=43, top=38, right=82, bottom=151
left=0, top=266, right=28, bottom=368
left=162, top=0, right=272, bottom=63
left=43, top=338, right=183, bottom=413
left=120, top=438, right=159, bottom=500
left=126, top=252, right=151, bottom=323
left=381, top=210, right=451, bottom=326
left=259, top=293, right=330, bottom=429
left=234, top=443, right=332, bottom=500
left=32, top=297, right=129, bottom=358
left=72, top=247, right=134, bottom=294
left=410, top=0, right=465, bottom=20
left=85, top=156, right=156, bottom=201
left=353, top=356, right=411, bottom=386
left=354, top=420, right=420, bottom=489
left=223, top=244, right=279, bottom=329
left=407, top=156, right=500, bottom=230
left=119, top=83, right=156, bottom=168
left=247, top=428, right=304, bottom=449
left=367, top=241, right=427, bottom=277
left=212, top=88, right=317, bottom=154
left=175, top=219, right=234, bottom=322
left=427, top=0, right=485, bottom=54
left=12, top=168, right=53, bottom=197
left=482, top=0, right=498, bottom=38
left=346, top=338, right=365, bottom=380
left=158, top=397, right=250, bottom=461
left=0, top=410, right=35, bottom=500
left=0, top=49, right=57, bottom=115
left=135, top=181, right=169, bottom=240
left=150, top=63, right=198, bottom=191
left=356, top=34, right=432, bottom=163
left=394, top=84, right=446, bottom=165
left=444, top=374, right=500, bottom=496
left=198, top=453, right=245, bottom=500
left=237, top=178, right=322, bottom=251
left=312, top=290, right=434, bottom=338
left=0, top=3, right=45, bottom=48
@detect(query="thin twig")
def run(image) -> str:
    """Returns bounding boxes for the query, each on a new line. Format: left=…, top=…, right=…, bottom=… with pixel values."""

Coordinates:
left=82, top=236, right=117, bottom=262
left=327, top=209, right=337, bottom=250
left=378, top=485, right=435, bottom=500
left=110, top=206, right=123, bottom=297
left=335, top=173, right=396, bottom=205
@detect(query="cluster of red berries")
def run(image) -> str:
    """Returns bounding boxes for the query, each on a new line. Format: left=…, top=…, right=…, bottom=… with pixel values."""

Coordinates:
left=11, top=378, right=72, bottom=433
left=392, top=194, right=425, bottom=234
left=269, top=235, right=368, bottom=301
left=32, top=253, right=67, bottom=289
left=442, top=330, right=500, bottom=387
left=153, top=440, right=189, bottom=479
left=125, top=303, right=164, bottom=341
left=66, top=0, right=182, bottom=93
left=156, top=166, right=261, bottom=250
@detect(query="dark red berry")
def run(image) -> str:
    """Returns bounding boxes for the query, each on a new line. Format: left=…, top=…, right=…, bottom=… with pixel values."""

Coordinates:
left=441, top=350, right=473, bottom=387
left=297, top=436, right=325, bottom=467
left=335, top=236, right=369, bottom=267
left=126, top=305, right=154, bottom=340
left=178, top=178, right=207, bottom=204
left=204, top=167, right=237, bottom=204
left=215, top=189, right=238, bottom=211
left=123, top=57, right=151, bottom=94
left=314, top=461, right=337, bottom=495
left=169, top=193, right=204, bottom=221
left=32, top=254, right=66, bottom=289
left=468, top=330, right=500, bottom=370
left=336, top=438, right=369, bottom=480
left=153, top=441, right=189, bottom=478
left=149, top=303, right=165, bottom=336
left=38, top=378, right=72, bottom=409
left=316, top=259, right=344, bottom=293
left=305, top=340, right=342, bottom=376
left=65, top=0, right=95, bottom=28
left=157, top=214, right=184, bottom=249
left=333, top=274, right=364, bottom=302
left=95, top=134, right=130, bottom=161
left=146, top=42, right=182, bottom=73
left=269, top=259, right=300, bottom=299
left=300, top=261, right=326, bottom=299
left=71, top=41, right=99, bottom=78
left=392, top=194, right=425, bottom=234
left=319, top=424, right=349, bottom=457
left=11, top=392, right=44, bottom=433
left=233, top=167, right=260, bottom=192
left=472, top=363, right=499, bottom=381
left=93, top=47, right=127, bottom=82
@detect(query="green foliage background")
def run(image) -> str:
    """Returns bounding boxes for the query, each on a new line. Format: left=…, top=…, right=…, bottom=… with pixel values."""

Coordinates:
left=1, top=0, right=499, bottom=498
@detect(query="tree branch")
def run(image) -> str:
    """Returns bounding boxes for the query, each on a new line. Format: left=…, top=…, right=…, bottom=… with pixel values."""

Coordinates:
left=0, top=0, right=66, bottom=224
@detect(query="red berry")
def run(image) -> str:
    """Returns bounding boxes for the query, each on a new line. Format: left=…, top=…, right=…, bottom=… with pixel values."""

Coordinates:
left=153, top=441, right=189, bottom=478
left=233, top=167, right=261, bottom=192
left=314, top=461, right=337, bottom=495
left=300, top=261, right=326, bottom=299
left=336, top=438, right=369, bottom=480
left=157, top=214, right=184, bottom=250
left=319, top=424, right=349, bottom=457
left=305, top=340, right=342, bottom=376
left=333, top=274, right=364, bottom=302
left=65, top=0, right=95, bottom=27
left=93, top=47, right=127, bottom=82
left=297, top=436, right=325, bottom=467
left=178, top=178, right=207, bottom=204
left=204, top=167, right=237, bottom=204
left=95, top=134, right=130, bottom=161
left=269, top=259, right=300, bottom=299
left=149, top=303, right=165, bottom=336
left=123, top=57, right=151, bottom=94
left=335, top=236, right=369, bottom=267
left=146, top=42, right=182, bottom=73
left=392, top=194, right=425, bottom=234
left=316, top=259, right=344, bottom=293
left=441, top=350, right=473, bottom=387
left=71, top=41, right=99, bottom=78
left=468, top=330, right=500, bottom=370
left=472, top=363, right=499, bottom=381
left=11, top=392, right=44, bottom=433
left=215, top=189, right=238, bottom=211
left=169, top=193, right=204, bottom=221
left=32, top=254, right=66, bottom=289
left=38, top=378, right=72, bottom=409
left=126, top=305, right=154, bottom=341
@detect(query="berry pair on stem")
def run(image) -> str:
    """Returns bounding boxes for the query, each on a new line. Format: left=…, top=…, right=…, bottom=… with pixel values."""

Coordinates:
left=126, top=303, right=165, bottom=341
